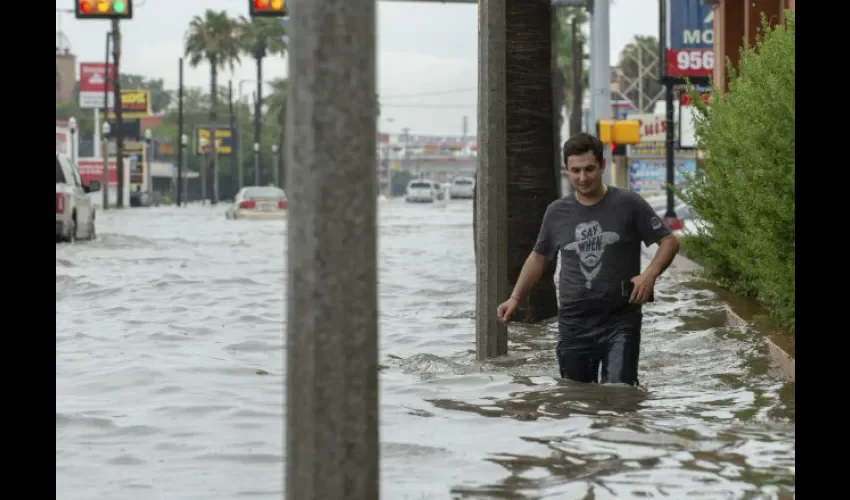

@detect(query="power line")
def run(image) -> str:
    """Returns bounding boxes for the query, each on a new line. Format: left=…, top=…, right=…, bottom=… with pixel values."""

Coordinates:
left=380, top=87, right=476, bottom=99
left=380, top=104, right=474, bottom=109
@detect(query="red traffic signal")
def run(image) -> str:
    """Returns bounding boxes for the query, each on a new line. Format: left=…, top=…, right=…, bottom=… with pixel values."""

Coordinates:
left=76, top=0, right=133, bottom=20
left=250, top=0, right=288, bottom=17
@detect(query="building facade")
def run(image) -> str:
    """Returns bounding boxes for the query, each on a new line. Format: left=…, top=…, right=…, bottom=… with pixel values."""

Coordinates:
left=713, top=0, right=795, bottom=92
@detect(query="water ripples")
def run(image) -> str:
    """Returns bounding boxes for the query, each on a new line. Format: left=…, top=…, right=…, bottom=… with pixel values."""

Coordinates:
left=56, top=201, right=793, bottom=500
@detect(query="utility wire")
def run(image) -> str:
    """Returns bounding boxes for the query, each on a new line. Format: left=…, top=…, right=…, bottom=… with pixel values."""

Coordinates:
left=380, top=87, right=476, bottom=99
left=380, top=104, right=474, bottom=109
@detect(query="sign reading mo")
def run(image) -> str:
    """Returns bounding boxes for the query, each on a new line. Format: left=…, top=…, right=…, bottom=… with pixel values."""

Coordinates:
left=683, top=24, right=713, bottom=45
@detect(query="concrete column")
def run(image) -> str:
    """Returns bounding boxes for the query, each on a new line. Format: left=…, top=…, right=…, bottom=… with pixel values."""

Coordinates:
left=285, top=0, right=379, bottom=497
left=476, top=0, right=509, bottom=359
left=590, top=0, right=612, bottom=183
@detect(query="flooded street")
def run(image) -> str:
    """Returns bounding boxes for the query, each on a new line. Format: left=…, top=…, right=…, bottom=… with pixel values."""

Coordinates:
left=56, top=200, right=794, bottom=500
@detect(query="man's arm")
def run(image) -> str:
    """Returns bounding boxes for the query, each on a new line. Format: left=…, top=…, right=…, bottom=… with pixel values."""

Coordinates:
left=643, top=233, right=680, bottom=280
left=509, top=251, right=549, bottom=301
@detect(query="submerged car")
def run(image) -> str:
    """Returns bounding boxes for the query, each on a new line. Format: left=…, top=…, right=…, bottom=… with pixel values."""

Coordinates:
left=225, top=186, right=288, bottom=220
left=449, top=176, right=475, bottom=199
left=405, top=180, right=438, bottom=203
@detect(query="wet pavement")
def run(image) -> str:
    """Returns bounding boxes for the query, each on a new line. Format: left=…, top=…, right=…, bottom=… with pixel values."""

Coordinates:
left=56, top=200, right=795, bottom=499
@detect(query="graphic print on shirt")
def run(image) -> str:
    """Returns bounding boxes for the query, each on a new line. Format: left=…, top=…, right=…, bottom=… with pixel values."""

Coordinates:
left=564, top=220, right=621, bottom=289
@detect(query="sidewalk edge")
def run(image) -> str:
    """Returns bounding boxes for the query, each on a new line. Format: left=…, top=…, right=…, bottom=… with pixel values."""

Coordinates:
left=668, top=252, right=795, bottom=382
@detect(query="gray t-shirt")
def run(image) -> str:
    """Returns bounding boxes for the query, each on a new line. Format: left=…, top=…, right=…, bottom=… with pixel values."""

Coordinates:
left=533, top=187, right=672, bottom=330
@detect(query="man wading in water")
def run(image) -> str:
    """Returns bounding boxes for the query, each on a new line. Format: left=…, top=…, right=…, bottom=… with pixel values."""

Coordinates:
left=496, top=133, right=680, bottom=386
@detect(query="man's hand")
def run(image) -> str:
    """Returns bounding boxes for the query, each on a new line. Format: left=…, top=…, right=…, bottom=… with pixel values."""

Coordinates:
left=629, top=272, right=657, bottom=304
left=496, top=297, right=519, bottom=324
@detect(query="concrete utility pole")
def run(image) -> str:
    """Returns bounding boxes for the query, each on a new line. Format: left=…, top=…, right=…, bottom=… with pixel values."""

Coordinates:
left=589, top=0, right=612, bottom=183
left=475, top=0, right=509, bottom=360
left=285, top=0, right=379, bottom=499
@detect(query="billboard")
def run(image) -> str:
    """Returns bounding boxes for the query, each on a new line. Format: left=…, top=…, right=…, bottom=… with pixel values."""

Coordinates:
left=77, top=158, right=118, bottom=187
left=627, top=113, right=672, bottom=143
left=194, top=126, right=234, bottom=155
left=662, top=0, right=714, bottom=81
left=79, top=62, right=115, bottom=109
left=100, top=89, right=151, bottom=119
left=629, top=159, right=696, bottom=194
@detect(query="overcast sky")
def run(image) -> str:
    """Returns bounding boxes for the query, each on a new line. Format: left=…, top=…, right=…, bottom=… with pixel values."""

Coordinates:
left=57, top=0, right=659, bottom=136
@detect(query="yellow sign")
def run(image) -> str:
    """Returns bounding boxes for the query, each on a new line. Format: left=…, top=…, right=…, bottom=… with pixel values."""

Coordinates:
left=100, top=89, right=152, bottom=119
left=195, top=127, right=233, bottom=155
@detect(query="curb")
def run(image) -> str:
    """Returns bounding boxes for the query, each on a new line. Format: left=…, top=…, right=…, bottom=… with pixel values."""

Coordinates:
left=670, top=253, right=795, bottom=382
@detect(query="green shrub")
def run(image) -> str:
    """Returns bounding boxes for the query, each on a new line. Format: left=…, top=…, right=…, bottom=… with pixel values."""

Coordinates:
left=678, top=11, right=795, bottom=333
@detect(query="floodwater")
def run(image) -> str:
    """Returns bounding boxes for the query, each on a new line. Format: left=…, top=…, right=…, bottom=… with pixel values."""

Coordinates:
left=56, top=200, right=795, bottom=500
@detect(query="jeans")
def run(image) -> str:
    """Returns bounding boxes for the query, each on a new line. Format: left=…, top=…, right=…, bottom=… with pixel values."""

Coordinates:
left=556, top=323, right=641, bottom=386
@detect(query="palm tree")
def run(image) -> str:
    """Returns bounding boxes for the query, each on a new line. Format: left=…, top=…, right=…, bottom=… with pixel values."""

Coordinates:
left=555, top=7, right=589, bottom=136
left=266, top=78, right=288, bottom=130
left=504, top=0, right=560, bottom=323
left=265, top=78, right=288, bottom=188
left=185, top=10, right=241, bottom=203
left=236, top=16, right=287, bottom=186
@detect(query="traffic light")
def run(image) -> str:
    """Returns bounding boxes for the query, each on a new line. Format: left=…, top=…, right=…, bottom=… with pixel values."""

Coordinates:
left=250, top=0, right=289, bottom=17
left=76, top=0, right=133, bottom=19
left=597, top=120, right=640, bottom=145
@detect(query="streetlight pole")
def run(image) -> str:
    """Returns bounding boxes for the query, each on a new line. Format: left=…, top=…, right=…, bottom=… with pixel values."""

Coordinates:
left=101, top=121, right=111, bottom=210
left=179, top=134, right=188, bottom=205
left=212, top=139, right=221, bottom=204
left=238, top=79, right=274, bottom=187
left=200, top=136, right=208, bottom=204
left=271, top=144, right=280, bottom=187
left=253, top=142, right=261, bottom=186
left=68, top=117, right=78, bottom=165
left=144, top=128, right=153, bottom=201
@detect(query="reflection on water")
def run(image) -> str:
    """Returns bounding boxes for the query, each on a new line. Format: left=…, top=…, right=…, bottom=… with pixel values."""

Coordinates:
left=56, top=200, right=794, bottom=500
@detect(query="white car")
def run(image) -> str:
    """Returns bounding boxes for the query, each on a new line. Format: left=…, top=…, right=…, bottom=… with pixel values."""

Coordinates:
left=226, top=186, right=288, bottom=220
left=56, top=152, right=97, bottom=243
left=450, top=176, right=475, bottom=199
left=405, top=180, right=438, bottom=203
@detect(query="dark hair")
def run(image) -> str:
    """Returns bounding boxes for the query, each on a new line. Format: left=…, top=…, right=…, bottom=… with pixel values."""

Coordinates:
left=563, top=133, right=603, bottom=166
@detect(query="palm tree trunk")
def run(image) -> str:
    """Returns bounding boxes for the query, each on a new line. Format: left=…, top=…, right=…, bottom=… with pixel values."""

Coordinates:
left=111, top=19, right=125, bottom=208
left=254, top=56, right=264, bottom=186
left=254, top=42, right=266, bottom=186
left=505, top=0, right=559, bottom=323
left=209, top=63, right=218, bottom=204
left=569, top=18, right=584, bottom=137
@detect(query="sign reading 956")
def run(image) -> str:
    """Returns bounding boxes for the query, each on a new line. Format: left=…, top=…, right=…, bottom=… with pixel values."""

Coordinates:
left=665, top=49, right=713, bottom=78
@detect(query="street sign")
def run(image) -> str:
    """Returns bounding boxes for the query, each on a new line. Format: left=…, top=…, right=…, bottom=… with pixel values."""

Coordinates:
left=79, top=62, right=115, bottom=109
left=662, top=0, right=714, bottom=81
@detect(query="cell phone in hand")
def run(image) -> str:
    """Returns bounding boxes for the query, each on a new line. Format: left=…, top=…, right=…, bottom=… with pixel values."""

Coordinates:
left=621, top=280, right=654, bottom=302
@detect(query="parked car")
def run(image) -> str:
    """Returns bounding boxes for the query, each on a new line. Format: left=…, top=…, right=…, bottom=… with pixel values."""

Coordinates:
left=56, top=152, right=98, bottom=243
left=130, top=188, right=160, bottom=208
left=225, top=186, right=288, bottom=220
left=405, top=180, right=438, bottom=203
left=450, top=176, right=475, bottom=199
